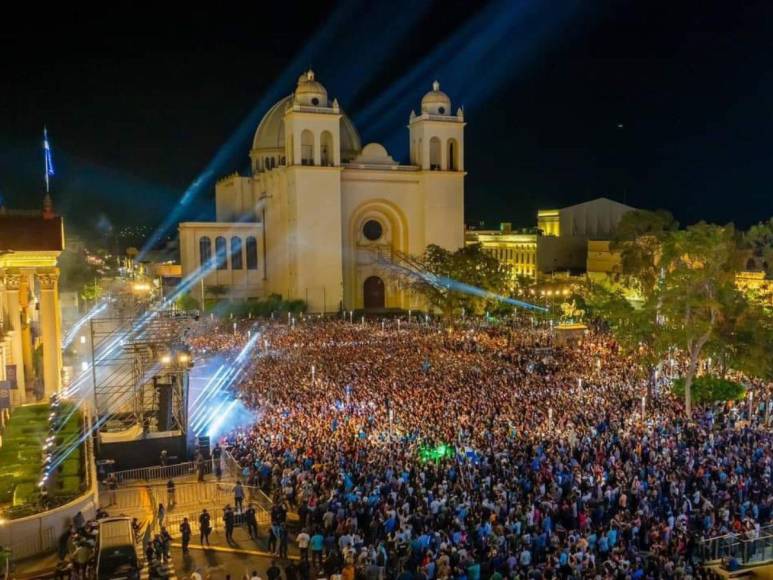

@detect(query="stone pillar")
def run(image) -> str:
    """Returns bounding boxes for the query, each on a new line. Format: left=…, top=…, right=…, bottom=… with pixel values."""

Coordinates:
left=37, top=268, right=62, bottom=396
left=19, top=273, right=35, bottom=385
left=313, top=133, right=321, bottom=167
left=3, top=271, right=27, bottom=402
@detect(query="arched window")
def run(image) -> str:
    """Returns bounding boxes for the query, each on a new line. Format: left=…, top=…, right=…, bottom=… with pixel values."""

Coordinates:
left=320, top=131, right=334, bottom=166
left=230, top=237, right=243, bottom=270
left=199, top=237, right=212, bottom=268
left=429, top=137, right=441, bottom=170
left=246, top=236, right=258, bottom=270
left=215, top=236, right=228, bottom=270
left=301, top=130, right=314, bottom=165
left=448, top=139, right=458, bottom=171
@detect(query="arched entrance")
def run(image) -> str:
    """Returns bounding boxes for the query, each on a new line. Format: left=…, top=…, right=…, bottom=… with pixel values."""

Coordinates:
left=363, top=276, right=385, bottom=310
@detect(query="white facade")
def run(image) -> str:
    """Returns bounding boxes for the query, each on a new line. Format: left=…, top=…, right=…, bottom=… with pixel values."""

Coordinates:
left=180, top=71, right=466, bottom=312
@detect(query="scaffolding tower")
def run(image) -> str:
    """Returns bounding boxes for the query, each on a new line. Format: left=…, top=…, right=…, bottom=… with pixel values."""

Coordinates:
left=88, top=308, right=197, bottom=435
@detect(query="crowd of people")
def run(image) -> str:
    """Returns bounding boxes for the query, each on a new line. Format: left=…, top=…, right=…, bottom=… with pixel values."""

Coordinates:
left=184, top=316, right=772, bottom=579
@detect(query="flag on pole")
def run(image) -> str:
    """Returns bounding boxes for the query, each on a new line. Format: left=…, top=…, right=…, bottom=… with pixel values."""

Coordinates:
left=43, top=126, right=55, bottom=192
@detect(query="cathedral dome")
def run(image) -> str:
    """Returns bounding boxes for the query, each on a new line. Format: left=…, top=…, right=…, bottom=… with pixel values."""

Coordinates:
left=251, top=73, right=363, bottom=164
left=294, top=69, right=328, bottom=107
left=421, top=80, right=452, bottom=115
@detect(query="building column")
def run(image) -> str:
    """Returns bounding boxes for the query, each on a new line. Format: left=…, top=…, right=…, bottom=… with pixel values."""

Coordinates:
left=37, top=268, right=62, bottom=397
left=20, top=273, right=35, bottom=386
left=3, top=270, right=27, bottom=402
left=313, top=132, right=321, bottom=167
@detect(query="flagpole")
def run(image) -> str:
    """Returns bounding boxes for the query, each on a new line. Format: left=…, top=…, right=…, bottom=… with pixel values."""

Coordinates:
left=43, top=126, right=54, bottom=194
left=44, top=126, right=49, bottom=193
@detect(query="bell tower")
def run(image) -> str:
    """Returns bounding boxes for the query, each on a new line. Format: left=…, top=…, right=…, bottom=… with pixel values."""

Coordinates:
left=408, top=81, right=465, bottom=171
left=281, top=70, right=345, bottom=312
left=407, top=81, right=466, bottom=252
left=284, top=70, right=341, bottom=167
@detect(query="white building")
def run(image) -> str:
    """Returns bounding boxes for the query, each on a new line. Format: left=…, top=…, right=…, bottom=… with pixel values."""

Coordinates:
left=180, top=71, right=465, bottom=312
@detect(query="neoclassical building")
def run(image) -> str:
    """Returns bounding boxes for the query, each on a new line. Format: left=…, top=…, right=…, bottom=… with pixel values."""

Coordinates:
left=0, top=202, right=65, bottom=405
left=179, top=71, right=465, bottom=312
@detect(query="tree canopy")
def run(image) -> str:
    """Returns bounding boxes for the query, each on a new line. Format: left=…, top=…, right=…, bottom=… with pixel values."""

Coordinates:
left=408, top=244, right=511, bottom=318
left=587, top=214, right=773, bottom=415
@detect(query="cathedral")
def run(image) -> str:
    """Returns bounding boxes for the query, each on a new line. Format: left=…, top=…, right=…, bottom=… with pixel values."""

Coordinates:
left=179, top=71, right=465, bottom=312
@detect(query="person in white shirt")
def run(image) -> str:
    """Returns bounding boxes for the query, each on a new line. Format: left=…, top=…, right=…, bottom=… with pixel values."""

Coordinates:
left=297, top=529, right=311, bottom=560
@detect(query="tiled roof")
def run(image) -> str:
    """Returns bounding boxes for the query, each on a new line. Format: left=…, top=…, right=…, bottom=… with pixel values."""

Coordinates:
left=0, top=215, right=64, bottom=251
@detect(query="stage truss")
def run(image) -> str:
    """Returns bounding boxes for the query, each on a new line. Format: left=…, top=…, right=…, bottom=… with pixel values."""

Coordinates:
left=88, top=309, right=197, bottom=434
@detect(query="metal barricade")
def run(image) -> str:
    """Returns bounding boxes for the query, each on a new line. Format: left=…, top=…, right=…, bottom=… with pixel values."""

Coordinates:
left=699, top=525, right=773, bottom=566
left=222, top=450, right=274, bottom=510
left=113, top=461, right=210, bottom=484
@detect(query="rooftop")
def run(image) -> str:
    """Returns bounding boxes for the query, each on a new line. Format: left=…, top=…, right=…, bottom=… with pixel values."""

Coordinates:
left=0, top=214, right=64, bottom=252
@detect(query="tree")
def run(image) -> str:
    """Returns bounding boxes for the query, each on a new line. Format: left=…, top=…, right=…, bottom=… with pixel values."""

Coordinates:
left=743, top=217, right=773, bottom=276
left=671, top=376, right=745, bottom=404
left=706, top=296, right=773, bottom=380
left=79, top=279, right=103, bottom=304
left=611, top=209, right=678, bottom=297
left=584, top=282, right=661, bottom=395
left=58, top=250, right=98, bottom=292
left=408, top=244, right=510, bottom=318
left=175, top=292, right=199, bottom=312
left=656, top=223, right=739, bottom=415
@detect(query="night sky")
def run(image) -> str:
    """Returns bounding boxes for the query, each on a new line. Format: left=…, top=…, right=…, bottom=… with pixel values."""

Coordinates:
left=1, top=0, right=771, bottom=242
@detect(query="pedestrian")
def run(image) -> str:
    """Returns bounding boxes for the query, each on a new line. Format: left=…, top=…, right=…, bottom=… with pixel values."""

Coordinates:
left=180, top=517, right=192, bottom=553
left=106, top=473, right=118, bottom=506
left=159, top=526, right=172, bottom=562
left=246, top=504, right=258, bottom=539
left=160, top=449, right=168, bottom=466
left=267, top=559, right=282, bottom=580
left=145, top=541, right=155, bottom=566
left=279, top=524, right=289, bottom=560
left=199, top=508, right=212, bottom=546
left=285, top=561, right=299, bottom=580
left=297, top=528, right=310, bottom=561
left=268, top=524, right=277, bottom=555
left=73, top=541, right=91, bottom=579
left=166, top=479, right=176, bottom=508
left=73, top=510, right=85, bottom=531
left=224, top=504, right=235, bottom=543
left=213, top=442, right=222, bottom=471
left=310, top=530, right=324, bottom=567
left=152, top=534, right=164, bottom=562
left=196, top=451, right=205, bottom=482
left=157, top=502, right=165, bottom=527
left=234, top=480, right=245, bottom=512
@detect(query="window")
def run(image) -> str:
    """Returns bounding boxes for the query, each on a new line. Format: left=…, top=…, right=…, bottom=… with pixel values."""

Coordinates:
left=429, top=137, right=441, bottom=170
left=199, top=237, right=212, bottom=268
left=215, top=237, right=228, bottom=270
left=448, top=139, right=458, bottom=171
left=311, top=97, right=320, bottom=106
left=246, top=237, right=258, bottom=270
left=230, top=237, right=243, bottom=270
left=301, top=130, right=314, bottom=165
left=363, top=220, right=383, bottom=241
left=320, top=131, right=334, bottom=166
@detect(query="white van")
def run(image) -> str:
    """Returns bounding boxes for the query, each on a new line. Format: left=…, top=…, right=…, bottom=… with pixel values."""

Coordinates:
left=96, top=517, right=141, bottom=580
